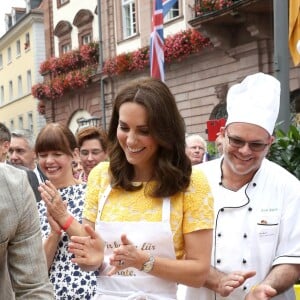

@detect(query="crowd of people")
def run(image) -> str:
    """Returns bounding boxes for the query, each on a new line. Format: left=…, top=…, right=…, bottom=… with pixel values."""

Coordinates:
left=1, top=72, right=300, bottom=300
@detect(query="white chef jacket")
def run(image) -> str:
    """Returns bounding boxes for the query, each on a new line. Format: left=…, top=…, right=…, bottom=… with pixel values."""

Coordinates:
left=182, top=158, right=300, bottom=300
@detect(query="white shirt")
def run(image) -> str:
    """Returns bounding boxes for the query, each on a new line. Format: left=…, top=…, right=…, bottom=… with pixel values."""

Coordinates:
left=183, top=158, right=300, bottom=300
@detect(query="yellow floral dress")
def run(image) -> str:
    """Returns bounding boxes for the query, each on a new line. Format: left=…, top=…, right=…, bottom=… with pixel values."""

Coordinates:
left=83, top=162, right=214, bottom=259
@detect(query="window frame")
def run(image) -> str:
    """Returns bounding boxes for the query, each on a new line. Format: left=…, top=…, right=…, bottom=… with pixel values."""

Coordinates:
left=18, top=75, right=23, bottom=98
left=27, top=112, right=33, bottom=133
left=57, top=0, right=70, bottom=9
left=26, top=70, right=32, bottom=94
left=0, top=86, right=4, bottom=106
left=25, top=33, right=30, bottom=50
left=7, top=47, right=12, bottom=64
left=121, top=0, right=137, bottom=39
left=18, top=115, right=24, bottom=129
left=164, top=0, right=180, bottom=22
left=16, top=40, right=21, bottom=57
left=9, top=80, right=13, bottom=101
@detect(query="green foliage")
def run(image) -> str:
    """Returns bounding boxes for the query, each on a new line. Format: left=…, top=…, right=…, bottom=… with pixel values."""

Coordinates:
left=267, top=125, right=300, bottom=179
left=207, top=142, right=218, bottom=156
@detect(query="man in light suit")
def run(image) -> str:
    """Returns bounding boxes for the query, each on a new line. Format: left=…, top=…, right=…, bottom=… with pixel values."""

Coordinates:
left=0, top=163, right=54, bottom=299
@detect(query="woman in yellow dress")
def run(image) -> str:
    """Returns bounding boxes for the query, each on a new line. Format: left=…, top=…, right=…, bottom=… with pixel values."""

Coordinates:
left=39, top=77, right=214, bottom=300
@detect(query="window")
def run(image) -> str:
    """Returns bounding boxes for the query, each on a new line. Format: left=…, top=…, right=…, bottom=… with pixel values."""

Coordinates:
left=54, top=20, right=72, bottom=56
left=18, top=116, right=24, bottom=129
left=0, top=53, right=3, bottom=68
left=10, top=120, right=14, bottom=131
left=28, top=112, right=33, bottom=132
left=9, top=81, right=13, bottom=101
left=25, top=33, right=30, bottom=50
left=82, top=33, right=92, bottom=45
left=57, top=0, right=69, bottom=8
left=18, top=75, right=23, bottom=98
left=7, top=47, right=12, bottom=63
left=16, top=40, right=21, bottom=56
left=73, top=9, right=93, bottom=47
left=27, top=70, right=32, bottom=93
left=122, top=0, right=136, bottom=38
left=164, top=0, right=179, bottom=21
left=61, top=43, right=71, bottom=54
left=0, top=86, right=4, bottom=105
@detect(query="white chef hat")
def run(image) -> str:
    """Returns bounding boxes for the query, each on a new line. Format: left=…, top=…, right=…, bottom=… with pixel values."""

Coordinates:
left=226, top=72, right=281, bottom=135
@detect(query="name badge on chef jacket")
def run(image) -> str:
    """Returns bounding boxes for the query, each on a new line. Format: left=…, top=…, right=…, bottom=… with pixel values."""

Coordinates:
left=257, top=209, right=280, bottom=242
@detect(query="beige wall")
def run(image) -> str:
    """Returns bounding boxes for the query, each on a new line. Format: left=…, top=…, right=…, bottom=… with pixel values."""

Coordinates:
left=0, top=10, right=46, bottom=136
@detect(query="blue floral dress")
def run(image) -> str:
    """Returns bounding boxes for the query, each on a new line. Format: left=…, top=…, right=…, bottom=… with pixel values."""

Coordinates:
left=38, top=183, right=97, bottom=300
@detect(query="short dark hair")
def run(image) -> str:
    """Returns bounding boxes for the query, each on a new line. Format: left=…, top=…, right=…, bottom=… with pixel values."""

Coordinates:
left=35, top=123, right=77, bottom=157
left=108, top=77, right=191, bottom=197
left=0, top=123, right=11, bottom=143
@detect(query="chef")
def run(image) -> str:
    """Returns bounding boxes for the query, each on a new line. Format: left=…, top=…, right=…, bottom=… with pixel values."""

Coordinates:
left=180, top=72, right=300, bottom=300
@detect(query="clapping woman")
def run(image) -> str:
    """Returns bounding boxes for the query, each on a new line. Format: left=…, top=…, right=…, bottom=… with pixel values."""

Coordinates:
left=36, top=123, right=96, bottom=299
left=39, top=78, right=214, bottom=299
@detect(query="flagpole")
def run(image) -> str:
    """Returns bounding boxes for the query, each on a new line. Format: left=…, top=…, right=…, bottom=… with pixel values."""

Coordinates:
left=273, top=0, right=290, bottom=132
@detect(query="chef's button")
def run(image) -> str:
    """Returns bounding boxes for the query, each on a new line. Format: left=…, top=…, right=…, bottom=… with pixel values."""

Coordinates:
left=243, top=286, right=247, bottom=291
left=220, top=208, right=224, bottom=212
left=248, top=207, right=253, bottom=212
left=217, top=233, right=222, bottom=237
left=242, top=259, right=247, bottom=264
left=243, top=233, right=247, bottom=238
left=217, top=259, right=221, bottom=264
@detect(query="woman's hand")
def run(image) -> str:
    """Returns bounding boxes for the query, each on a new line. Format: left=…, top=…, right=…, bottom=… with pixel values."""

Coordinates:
left=108, top=234, right=148, bottom=276
left=39, top=180, right=69, bottom=224
left=68, top=224, right=105, bottom=272
left=47, top=211, right=62, bottom=236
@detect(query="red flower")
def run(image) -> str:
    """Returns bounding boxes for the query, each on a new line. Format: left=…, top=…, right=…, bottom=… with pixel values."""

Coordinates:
left=103, top=29, right=211, bottom=76
left=194, top=0, right=234, bottom=16
left=38, top=42, right=99, bottom=76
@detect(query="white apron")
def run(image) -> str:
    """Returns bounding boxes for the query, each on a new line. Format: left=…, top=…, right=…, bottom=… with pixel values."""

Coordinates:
left=93, top=185, right=178, bottom=300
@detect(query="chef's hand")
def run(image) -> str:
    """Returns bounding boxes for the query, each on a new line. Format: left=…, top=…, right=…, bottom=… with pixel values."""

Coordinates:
left=68, top=224, right=105, bottom=272
left=218, top=270, right=256, bottom=297
left=108, top=234, right=149, bottom=276
left=245, top=284, right=277, bottom=299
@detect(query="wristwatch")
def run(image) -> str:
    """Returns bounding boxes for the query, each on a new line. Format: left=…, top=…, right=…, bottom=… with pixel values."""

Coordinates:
left=141, top=254, right=155, bottom=273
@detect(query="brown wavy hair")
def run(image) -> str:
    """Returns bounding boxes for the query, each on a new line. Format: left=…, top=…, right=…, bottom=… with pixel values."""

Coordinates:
left=76, top=126, right=107, bottom=152
left=108, top=77, right=191, bottom=197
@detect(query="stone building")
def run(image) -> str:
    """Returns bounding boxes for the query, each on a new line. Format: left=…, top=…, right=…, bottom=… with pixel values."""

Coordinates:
left=37, top=0, right=300, bottom=136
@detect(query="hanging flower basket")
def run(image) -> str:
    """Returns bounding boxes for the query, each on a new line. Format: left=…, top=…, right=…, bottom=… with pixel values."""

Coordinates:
left=103, top=29, right=211, bottom=76
left=194, top=0, right=234, bottom=16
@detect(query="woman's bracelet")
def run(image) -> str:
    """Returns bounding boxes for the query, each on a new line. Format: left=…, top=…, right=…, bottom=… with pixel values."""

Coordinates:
left=61, top=215, right=74, bottom=231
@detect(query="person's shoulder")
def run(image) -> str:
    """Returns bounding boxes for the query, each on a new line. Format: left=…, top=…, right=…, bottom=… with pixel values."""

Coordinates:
left=91, top=161, right=109, bottom=173
left=88, top=161, right=110, bottom=182
left=194, top=158, right=221, bottom=172
left=0, top=164, right=28, bottom=191
left=0, top=163, right=26, bottom=176
left=262, top=159, right=300, bottom=184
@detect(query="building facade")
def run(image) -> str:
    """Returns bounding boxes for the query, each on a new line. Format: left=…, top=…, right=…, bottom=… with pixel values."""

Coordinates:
left=0, top=0, right=46, bottom=136
left=2, top=0, right=299, bottom=138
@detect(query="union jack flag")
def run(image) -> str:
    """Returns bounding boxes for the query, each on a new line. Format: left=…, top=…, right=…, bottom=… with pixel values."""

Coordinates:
left=150, top=0, right=177, bottom=81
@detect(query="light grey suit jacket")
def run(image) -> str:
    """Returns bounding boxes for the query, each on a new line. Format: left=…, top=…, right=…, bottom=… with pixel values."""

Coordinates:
left=0, top=164, right=54, bottom=299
